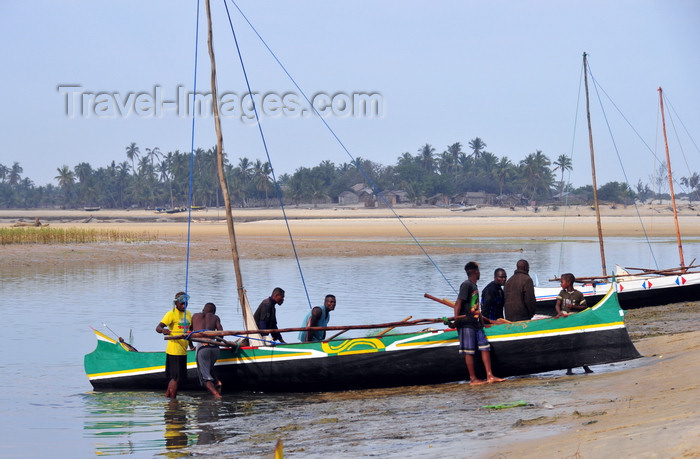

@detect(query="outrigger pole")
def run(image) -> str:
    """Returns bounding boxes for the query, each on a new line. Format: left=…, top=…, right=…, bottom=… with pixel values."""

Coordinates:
left=166, top=315, right=468, bottom=341
left=204, top=0, right=261, bottom=339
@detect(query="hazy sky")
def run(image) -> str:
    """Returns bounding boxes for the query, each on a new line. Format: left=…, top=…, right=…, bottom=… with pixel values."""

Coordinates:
left=2, top=1, right=699, bottom=189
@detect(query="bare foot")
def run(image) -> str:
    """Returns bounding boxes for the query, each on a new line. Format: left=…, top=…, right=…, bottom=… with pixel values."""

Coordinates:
left=487, top=376, right=506, bottom=383
left=469, top=379, right=487, bottom=386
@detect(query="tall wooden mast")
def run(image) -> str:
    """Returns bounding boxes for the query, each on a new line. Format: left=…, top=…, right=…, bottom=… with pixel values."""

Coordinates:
left=658, top=87, right=685, bottom=269
left=204, top=0, right=260, bottom=337
left=583, top=52, right=607, bottom=278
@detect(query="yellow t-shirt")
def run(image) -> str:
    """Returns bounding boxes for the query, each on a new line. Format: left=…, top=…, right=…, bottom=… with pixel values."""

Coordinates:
left=161, top=308, right=192, bottom=355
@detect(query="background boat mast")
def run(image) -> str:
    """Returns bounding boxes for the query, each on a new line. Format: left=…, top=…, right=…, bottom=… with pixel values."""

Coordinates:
left=583, top=52, right=607, bottom=278
left=658, top=86, right=685, bottom=269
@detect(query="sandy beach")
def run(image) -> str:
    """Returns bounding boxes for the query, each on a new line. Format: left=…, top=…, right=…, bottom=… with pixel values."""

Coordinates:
left=3, top=206, right=700, bottom=456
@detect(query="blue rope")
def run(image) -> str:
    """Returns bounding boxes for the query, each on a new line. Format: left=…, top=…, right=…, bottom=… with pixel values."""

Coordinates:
left=185, top=0, right=202, bottom=305
left=220, top=0, right=314, bottom=309
left=227, top=0, right=457, bottom=294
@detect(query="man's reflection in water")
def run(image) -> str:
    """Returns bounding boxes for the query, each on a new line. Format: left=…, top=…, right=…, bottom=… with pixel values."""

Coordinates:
left=164, top=399, right=188, bottom=455
left=195, top=399, right=221, bottom=445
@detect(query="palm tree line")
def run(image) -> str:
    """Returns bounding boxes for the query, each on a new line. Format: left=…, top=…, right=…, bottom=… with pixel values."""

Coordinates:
left=1, top=138, right=699, bottom=209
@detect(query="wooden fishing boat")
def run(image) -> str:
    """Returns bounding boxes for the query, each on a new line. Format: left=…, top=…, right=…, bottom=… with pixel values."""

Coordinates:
left=84, top=286, right=639, bottom=392
left=84, top=21, right=640, bottom=394
left=535, top=57, right=700, bottom=315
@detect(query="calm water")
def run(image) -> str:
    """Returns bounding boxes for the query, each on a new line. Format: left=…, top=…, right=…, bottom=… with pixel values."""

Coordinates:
left=1, top=236, right=696, bottom=458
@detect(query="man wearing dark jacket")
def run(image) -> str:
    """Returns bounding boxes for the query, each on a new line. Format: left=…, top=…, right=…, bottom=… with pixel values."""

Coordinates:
left=503, top=259, right=537, bottom=321
left=481, top=268, right=507, bottom=321
left=253, top=287, right=286, bottom=343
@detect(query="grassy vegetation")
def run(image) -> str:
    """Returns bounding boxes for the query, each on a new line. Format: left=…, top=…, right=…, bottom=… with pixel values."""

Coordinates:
left=0, top=227, right=157, bottom=245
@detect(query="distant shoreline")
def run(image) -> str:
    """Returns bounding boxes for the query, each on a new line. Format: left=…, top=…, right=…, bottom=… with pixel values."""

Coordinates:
left=2, top=205, right=699, bottom=266
left=1, top=204, right=699, bottom=238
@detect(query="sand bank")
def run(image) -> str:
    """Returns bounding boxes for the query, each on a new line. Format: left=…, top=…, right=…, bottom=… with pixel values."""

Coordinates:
left=2, top=206, right=700, bottom=265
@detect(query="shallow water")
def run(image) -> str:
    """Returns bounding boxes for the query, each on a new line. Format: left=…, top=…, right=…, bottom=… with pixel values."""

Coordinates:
left=1, top=237, right=696, bottom=457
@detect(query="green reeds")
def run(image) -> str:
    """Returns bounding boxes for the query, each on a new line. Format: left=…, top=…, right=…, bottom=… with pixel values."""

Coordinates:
left=0, top=227, right=157, bottom=245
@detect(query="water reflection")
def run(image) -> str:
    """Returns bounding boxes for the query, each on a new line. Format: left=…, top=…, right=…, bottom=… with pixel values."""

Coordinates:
left=83, top=392, right=249, bottom=456
left=163, top=400, right=188, bottom=456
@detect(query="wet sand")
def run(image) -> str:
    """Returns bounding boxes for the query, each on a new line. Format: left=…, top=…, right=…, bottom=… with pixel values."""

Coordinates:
left=478, top=305, right=700, bottom=459
left=3, top=207, right=700, bottom=456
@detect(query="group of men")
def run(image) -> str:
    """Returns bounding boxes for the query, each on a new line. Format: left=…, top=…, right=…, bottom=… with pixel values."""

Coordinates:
left=250, top=287, right=337, bottom=344
left=155, top=289, right=337, bottom=399
left=155, top=258, right=589, bottom=396
left=480, top=259, right=538, bottom=323
left=453, top=258, right=591, bottom=384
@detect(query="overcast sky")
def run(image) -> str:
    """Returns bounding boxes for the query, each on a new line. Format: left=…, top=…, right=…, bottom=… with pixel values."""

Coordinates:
left=1, top=1, right=698, bottom=190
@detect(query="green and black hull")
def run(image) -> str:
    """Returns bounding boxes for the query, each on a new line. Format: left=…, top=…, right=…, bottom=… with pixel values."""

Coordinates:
left=85, top=288, right=639, bottom=392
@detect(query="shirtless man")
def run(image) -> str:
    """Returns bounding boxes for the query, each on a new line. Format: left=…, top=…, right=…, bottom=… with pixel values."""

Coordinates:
left=191, top=303, right=223, bottom=398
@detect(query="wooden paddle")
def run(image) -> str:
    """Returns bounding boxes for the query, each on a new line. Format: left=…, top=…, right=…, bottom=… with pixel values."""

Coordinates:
left=423, top=293, right=454, bottom=307
left=377, top=316, right=412, bottom=336
left=424, top=293, right=511, bottom=325
left=326, top=329, right=350, bottom=340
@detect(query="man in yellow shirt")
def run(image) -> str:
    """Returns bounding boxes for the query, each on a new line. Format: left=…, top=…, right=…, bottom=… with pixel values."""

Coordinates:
left=156, top=291, right=194, bottom=398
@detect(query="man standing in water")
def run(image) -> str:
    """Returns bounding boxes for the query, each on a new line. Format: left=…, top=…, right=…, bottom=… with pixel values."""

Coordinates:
left=453, top=261, right=505, bottom=385
left=156, top=292, right=194, bottom=398
left=191, top=302, right=223, bottom=399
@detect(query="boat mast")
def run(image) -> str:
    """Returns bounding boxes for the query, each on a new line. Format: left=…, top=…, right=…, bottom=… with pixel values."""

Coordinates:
left=583, top=52, right=607, bottom=278
left=204, top=0, right=260, bottom=335
left=658, top=87, right=686, bottom=269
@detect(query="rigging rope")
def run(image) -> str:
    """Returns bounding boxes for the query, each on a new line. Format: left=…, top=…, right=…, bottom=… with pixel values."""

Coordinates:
left=227, top=0, right=457, bottom=294
left=662, top=93, right=700, bottom=202
left=184, top=0, right=203, bottom=309
left=220, top=0, right=314, bottom=309
left=586, top=60, right=659, bottom=270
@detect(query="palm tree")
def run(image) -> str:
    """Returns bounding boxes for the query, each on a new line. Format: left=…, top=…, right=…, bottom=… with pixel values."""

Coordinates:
left=116, top=161, right=131, bottom=208
left=125, top=143, right=140, bottom=175
left=158, top=153, right=174, bottom=208
left=444, top=142, right=462, bottom=173
left=680, top=172, right=700, bottom=204
left=468, top=137, right=486, bottom=160
left=0, top=163, right=9, bottom=182
left=418, top=143, right=436, bottom=172
left=519, top=150, right=553, bottom=202
left=55, top=165, right=75, bottom=206
left=552, top=154, right=573, bottom=197
left=252, top=159, right=273, bottom=206
left=397, top=152, right=414, bottom=167
left=145, top=147, right=162, bottom=169
left=494, top=157, right=514, bottom=199
left=8, top=162, right=23, bottom=186
left=74, top=162, right=95, bottom=205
